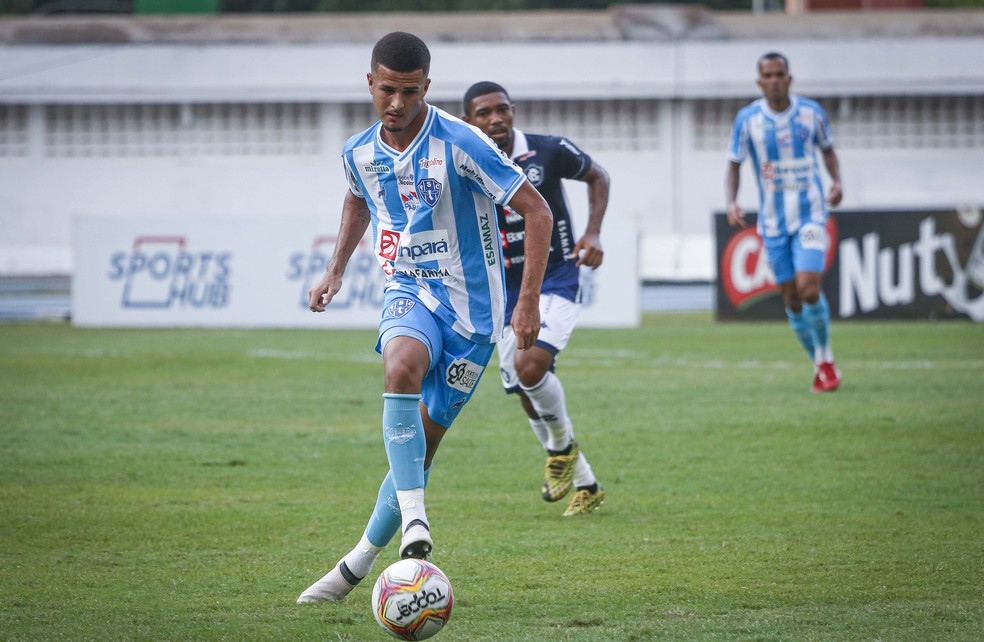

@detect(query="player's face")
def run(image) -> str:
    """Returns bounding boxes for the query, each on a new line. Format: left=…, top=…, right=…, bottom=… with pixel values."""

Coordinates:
left=464, top=92, right=514, bottom=151
left=756, top=57, right=792, bottom=106
left=368, top=65, right=430, bottom=134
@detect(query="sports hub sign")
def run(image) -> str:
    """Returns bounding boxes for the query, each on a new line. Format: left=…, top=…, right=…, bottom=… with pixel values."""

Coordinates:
left=715, top=207, right=984, bottom=322
left=73, top=217, right=639, bottom=328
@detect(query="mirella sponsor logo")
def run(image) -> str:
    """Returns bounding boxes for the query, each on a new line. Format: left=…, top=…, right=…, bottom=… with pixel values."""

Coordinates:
left=364, top=160, right=390, bottom=173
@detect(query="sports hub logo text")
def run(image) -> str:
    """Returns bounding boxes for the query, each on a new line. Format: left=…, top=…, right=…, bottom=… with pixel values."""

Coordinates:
left=108, top=236, right=232, bottom=309
left=287, top=236, right=386, bottom=309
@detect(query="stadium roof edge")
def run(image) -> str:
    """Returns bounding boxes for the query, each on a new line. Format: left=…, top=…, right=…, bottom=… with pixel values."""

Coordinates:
left=1, top=8, right=984, bottom=45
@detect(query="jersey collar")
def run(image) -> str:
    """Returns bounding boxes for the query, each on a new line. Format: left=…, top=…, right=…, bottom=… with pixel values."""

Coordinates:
left=375, top=104, right=434, bottom=160
left=760, top=95, right=799, bottom=120
left=510, top=129, right=529, bottom=161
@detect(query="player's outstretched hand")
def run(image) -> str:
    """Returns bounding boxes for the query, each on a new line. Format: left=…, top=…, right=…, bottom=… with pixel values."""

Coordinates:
left=308, top=272, right=342, bottom=312
left=570, top=232, right=604, bottom=268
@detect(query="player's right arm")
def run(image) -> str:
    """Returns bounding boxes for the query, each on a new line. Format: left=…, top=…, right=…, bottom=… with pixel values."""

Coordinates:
left=309, top=190, right=371, bottom=312
left=725, top=110, right=750, bottom=229
left=504, top=181, right=553, bottom=350
left=725, top=160, right=746, bottom=229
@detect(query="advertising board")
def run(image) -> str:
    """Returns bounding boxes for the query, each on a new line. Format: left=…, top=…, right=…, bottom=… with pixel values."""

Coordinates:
left=73, top=217, right=639, bottom=328
left=715, top=208, right=984, bottom=322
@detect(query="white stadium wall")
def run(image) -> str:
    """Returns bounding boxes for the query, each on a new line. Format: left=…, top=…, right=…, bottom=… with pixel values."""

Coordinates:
left=1, top=12, right=983, bottom=295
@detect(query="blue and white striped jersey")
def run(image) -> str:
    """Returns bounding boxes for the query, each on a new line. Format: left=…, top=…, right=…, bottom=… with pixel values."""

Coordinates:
left=343, top=105, right=527, bottom=344
left=728, top=95, right=835, bottom=239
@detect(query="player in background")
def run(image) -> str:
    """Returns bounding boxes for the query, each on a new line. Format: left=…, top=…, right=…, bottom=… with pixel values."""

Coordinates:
left=463, top=81, right=610, bottom=516
left=297, top=33, right=552, bottom=603
left=725, top=52, right=844, bottom=393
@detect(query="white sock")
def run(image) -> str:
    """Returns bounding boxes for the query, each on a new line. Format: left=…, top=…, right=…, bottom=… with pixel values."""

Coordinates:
left=396, top=488, right=428, bottom=533
left=819, top=345, right=834, bottom=364
left=572, top=449, right=597, bottom=488
left=528, top=417, right=549, bottom=450
left=342, top=533, right=384, bottom=580
left=521, top=372, right=571, bottom=452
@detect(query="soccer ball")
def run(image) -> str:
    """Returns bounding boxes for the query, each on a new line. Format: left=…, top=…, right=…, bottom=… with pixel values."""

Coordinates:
left=371, top=558, right=453, bottom=640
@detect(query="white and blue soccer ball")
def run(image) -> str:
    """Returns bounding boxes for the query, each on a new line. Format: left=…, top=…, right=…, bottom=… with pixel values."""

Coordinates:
left=371, top=558, right=453, bottom=640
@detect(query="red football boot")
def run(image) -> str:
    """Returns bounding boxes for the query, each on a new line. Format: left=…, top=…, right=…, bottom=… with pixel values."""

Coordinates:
left=811, top=362, right=842, bottom=393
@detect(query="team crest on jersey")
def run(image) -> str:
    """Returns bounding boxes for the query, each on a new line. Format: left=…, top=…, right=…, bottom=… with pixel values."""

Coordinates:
left=524, top=165, right=544, bottom=186
left=416, top=178, right=443, bottom=206
left=386, top=297, right=416, bottom=318
left=445, top=357, right=484, bottom=393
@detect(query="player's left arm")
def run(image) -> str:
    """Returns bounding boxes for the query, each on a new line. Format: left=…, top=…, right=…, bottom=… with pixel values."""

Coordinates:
left=570, top=161, right=611, bottom=268
left=821, top=147, right=843, bottom=207
left=814, top=105, right=843, bottom=207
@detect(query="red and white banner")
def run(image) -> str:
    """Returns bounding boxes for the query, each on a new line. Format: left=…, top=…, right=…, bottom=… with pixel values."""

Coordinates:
left=715, top=208, right=984, bottom=322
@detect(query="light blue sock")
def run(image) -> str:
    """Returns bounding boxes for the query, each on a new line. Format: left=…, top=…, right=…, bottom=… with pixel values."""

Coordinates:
left=382, top=393, right=426, bottom=491
left=786, top=307, right=815, bottom=360
left=365, top=467, right=432, bottom=548
left=802, top=293, right=831, bottom=359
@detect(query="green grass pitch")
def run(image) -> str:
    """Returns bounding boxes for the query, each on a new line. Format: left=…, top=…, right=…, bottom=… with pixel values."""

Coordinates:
left=1, top=312, right=982, bottom=641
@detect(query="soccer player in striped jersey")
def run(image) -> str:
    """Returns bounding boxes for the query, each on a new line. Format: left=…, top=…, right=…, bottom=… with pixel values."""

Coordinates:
left=726, top=52, right=844, bottom=393
left=463, top=81, right=609, bottom=517
left=297, top=32, right=552, bottom=604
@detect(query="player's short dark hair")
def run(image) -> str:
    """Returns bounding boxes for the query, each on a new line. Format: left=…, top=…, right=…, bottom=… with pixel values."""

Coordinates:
left=463, top=81, right=511, bottom=116
left=371, top=32, right=431, bottom=77
left=757, top=51, right=789, bottom=74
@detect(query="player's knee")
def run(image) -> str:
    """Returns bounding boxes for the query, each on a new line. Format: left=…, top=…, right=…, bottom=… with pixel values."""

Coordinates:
left=798, top=282, right=821, bottom=304
left=384, top=360, right=425, bottom=393
left=516, top=363, right=548, bottom=389
left=782, top=292, right=801, bottom=311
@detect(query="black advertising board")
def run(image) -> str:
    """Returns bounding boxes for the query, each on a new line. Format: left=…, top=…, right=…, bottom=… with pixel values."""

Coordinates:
left=715, top=208, right=984, bottom=322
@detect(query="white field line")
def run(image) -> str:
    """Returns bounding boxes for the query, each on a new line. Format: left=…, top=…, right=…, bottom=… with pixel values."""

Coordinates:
left=61, top=347, right=380, bottom=363
left=247, top=348, right=379, bottom=363
left=67, top=347, right=982, bottom=370
left=562, top=349, right=984, bottom=370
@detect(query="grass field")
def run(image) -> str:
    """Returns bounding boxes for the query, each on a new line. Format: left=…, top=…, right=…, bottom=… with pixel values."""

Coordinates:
left=1, top=313, right=982, bottom=641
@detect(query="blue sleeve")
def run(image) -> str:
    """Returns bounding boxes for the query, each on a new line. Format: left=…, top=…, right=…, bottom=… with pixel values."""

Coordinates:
left=454, top=127, right=527, bottom=205
left=814, top=104, right=835, bottom=151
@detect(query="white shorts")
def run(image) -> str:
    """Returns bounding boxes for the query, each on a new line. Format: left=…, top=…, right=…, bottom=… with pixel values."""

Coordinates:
left=496, top=293, right=580, bottom=393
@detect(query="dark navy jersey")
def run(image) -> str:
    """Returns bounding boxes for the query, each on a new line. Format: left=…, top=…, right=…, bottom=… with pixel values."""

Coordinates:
left=498, top=130, right=592, bottom=321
